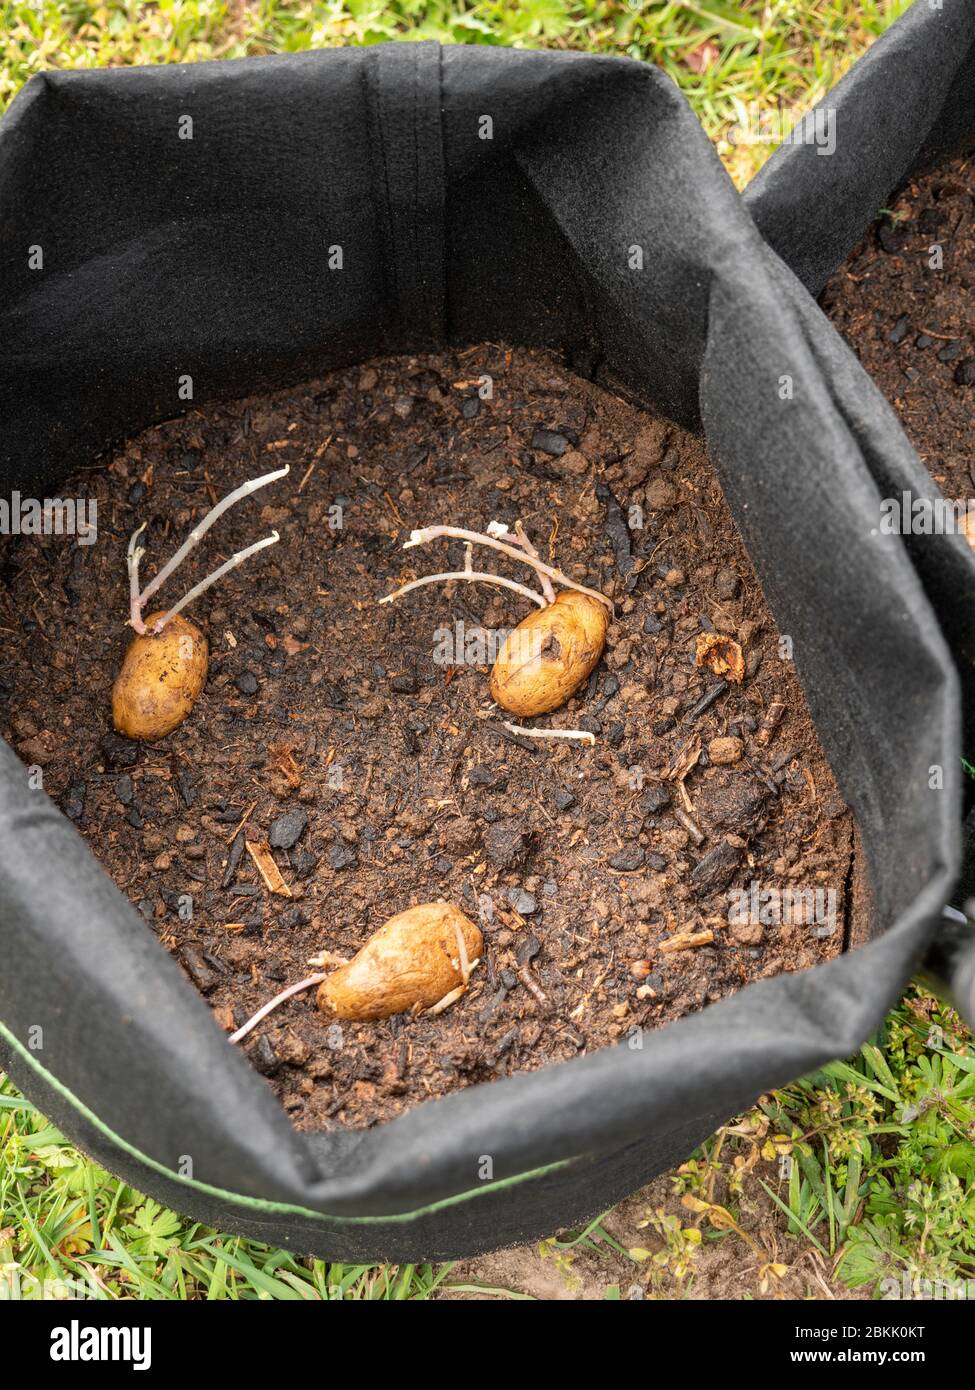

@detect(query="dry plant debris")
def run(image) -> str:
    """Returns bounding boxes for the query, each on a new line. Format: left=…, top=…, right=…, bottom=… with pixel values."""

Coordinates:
left=695, top=632, right=746, bottom=684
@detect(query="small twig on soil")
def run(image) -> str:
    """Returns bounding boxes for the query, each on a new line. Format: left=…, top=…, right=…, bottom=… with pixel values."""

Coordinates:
left=501, top=721, right=596, bottom=746
left=685, top=680, right=728, bottom=723
left=225, top=799, right=257, bottom=845
left=755, top=699, right=787, bottom=748
left=229, top=973, right=328, bottom=1044
left=659, top=930, right=714, bottom=954
left=673, top=806, right=705, bottom=846
left=484, top=720, right=541, bottom=752
left=245, top=838, right=292, bottom=898
left=516, top=962, right=549, bottom=1005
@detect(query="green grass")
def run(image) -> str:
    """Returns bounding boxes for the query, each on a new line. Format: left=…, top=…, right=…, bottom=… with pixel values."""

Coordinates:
left=0, top=1080, right=456, bottom=1298
left=661, top=988, right=975, bottom=1298
left=0, top=1, right=912, bottom=182
left=3, top=0, right=971, bottom=1302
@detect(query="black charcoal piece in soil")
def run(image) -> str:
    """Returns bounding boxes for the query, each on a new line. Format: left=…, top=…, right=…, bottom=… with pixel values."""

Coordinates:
left=594, top=479, right=634, bottom=582
left=705, top=776, right=771, bottom=838
left=249, top=1035, right=279, bottom=1076
left=690, top=840, right=743, bottom=896
left=484, top=819, right=530, bottom=870
left=327, top=844, right=358, bottom=871
left=269, top=807, right=308, bottom=850
left=290, top=849, right=319, bottom=880
left=608, top=846, right=645, bottom=872
left=62, top=783, right=86, bottom=821
left=640, top=786, right=671, bottom=814
left=530, top=428, right=570, bottom=456
left=100, top=733, right=139, bottom=768
left=221, top=831, right=247, bottom=889
left=508, top=888, right=538, bottom=915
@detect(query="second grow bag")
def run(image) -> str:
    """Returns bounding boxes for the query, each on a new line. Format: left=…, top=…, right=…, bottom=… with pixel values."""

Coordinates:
left=744, top=0, right=975, bottom=901
left=0, top=32, right=968, bottom=1260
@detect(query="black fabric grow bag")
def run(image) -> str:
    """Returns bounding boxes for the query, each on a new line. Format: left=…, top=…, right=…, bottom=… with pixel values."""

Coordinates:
left=0, top=2, right=972, bottom=1261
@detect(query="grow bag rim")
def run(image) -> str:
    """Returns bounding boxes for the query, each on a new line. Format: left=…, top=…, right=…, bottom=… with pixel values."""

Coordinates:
left=0, top=1017, right=583, bottom=1226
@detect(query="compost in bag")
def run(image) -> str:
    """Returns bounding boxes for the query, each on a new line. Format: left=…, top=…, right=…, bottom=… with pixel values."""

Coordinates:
left=0, top=344, right=857, bottom=1129
left=822, top=152, right=975, bottom=538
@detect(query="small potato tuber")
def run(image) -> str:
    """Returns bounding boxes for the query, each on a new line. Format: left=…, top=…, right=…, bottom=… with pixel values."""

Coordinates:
left=112, top=612, right=208, bottom=741
left=317, top=901, right=482, bottom=1021
left=489, top=590, right=609, bottom=717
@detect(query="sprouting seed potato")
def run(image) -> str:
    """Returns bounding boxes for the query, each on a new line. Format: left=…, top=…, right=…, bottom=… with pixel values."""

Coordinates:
left=318, top=902, right=483, bottom=1021
left=111, top=613, right=208, bottom=742
left=113, top=466, right=289, bottom=740
left=381, top=520, right=612, bottom=729
left=489, top=590, right=609, bottom=716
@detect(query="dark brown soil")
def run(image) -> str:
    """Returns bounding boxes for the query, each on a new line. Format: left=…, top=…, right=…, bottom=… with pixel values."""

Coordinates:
left=444, top=1161, right=864, bottom=1301
left=821, top=150, right=975, bottom=505
left=0, top=345, right=854, bottom=1130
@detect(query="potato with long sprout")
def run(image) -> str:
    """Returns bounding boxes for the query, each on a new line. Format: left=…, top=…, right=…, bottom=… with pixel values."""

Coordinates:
left=112, top=466, right=289, bottom=741
left=227, top=901, right=482, bottom=1042
left=381, top=520, right=612, bottom=725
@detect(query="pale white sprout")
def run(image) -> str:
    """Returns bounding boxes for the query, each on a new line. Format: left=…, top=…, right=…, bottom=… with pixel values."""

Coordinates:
left=382, top=520, right=611, bottom=611
left=127, top=465, right=290, bottom=634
